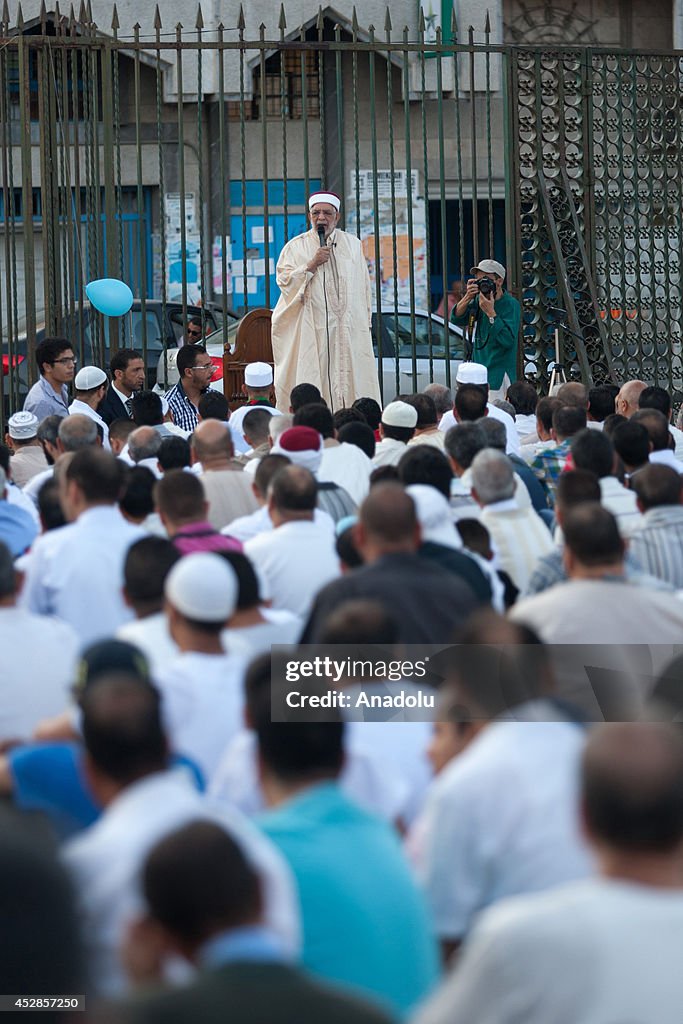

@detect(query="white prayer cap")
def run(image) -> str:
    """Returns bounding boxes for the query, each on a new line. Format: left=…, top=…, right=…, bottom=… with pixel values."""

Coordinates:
left=381, top=401, right=417, bottom=429
left=456, top=362, right=488, bottom=385
left=75, top=365, right=107, bottom=390
left=406, top=484, right=462, bottom=549
left=7, top=411, right=38, bottom=439
left=164, top=552, right=238, bottom=622
left=470, top=259, right=506, bottom=279
left=308, top=191, right=341, bottom=211
left=244, top=362, right=273, bottom=388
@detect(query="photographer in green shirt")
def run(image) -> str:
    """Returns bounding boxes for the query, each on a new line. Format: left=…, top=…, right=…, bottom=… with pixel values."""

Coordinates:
left=451, top=260, right=521, bottom=399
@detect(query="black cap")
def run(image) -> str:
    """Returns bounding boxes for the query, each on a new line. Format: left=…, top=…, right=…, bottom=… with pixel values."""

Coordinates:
left=72, top=639, right=151, bottom=699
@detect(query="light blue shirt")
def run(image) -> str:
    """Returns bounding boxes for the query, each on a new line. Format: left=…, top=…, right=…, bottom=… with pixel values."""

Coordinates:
left=199, top=926, right=285, bottom=969
left=20, top=505, right=144, bottom=647
left=24, top=376, right=69, bottom=421
left=259, top=782, right=439, bottom=1017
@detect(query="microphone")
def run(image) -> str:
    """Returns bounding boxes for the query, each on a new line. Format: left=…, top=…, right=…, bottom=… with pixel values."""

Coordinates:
left=318, top=226, right=326, bottom=247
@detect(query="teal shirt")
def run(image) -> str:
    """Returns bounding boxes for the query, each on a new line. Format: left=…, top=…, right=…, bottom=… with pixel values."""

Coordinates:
left=452, top=290, right=521, bottom=389
left=259, top=782, right=439, bottom=1017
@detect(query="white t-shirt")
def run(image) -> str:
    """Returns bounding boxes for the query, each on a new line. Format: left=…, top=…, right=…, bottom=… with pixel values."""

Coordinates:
left=415, top=878, right=683, bottom=1024
left=229, top=401, right=280, bottom=442
left=222, top=608, right=303, bottom=658
left=319, top=442, right=371, bottom=506
left=0, top=607, right=79, bottom=740
left=68, top=398, right=111, bottom=450
left=510, top=579, right=683, bottom=717
left=650, top=449, right=683, bottom=474
left=19, top=507, right=144, bottom=647
left=372, top=437, right=408, bottom=468
left=115, top=612, right=179, bottom=676
left=63, top=770, right=300, bottom=996
left=244, top=519, right=340, bottom=617
left=599, top=476, right=642, bottom=537
left=439, top=403, right=520, bottom=455
left=21, top=466, right=54, bottom=508
left=223, top=505, right=334, bottom=543
left=514, top=412, right=537, bottom=437
left=209, top=725, right=411, bottom=824
left=669, top=423, right=683, bottom=459
left=412, top=706, right=592, bottom=941
left=154, top=651, right=248, bottom=781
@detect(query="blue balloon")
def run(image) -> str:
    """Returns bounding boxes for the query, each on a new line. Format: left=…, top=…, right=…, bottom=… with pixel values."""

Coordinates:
left=86, top=278, right=134, bottom=317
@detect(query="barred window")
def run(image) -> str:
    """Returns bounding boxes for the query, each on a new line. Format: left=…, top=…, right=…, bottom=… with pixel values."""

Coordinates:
left=227, top=50, right=319, bottom=121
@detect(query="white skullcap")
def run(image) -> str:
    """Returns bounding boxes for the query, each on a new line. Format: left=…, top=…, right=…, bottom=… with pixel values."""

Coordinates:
left=7, top=411, right=38, bottom=439
left=165, top=552, right=238, bottom=622
left=406, top=484, right=462, bottom=549
left=74, top=365, right=107, bottom=390
left=244, top=361, right=273, bottom=388
left=456, top=362, right=488, bottom=385
left=381, top=401, right=418, bottom=429
left=308, top=191, right=341, bottom=211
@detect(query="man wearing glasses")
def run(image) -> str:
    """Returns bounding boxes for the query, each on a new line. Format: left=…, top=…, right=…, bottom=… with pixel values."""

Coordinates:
left=165, top=344, right=218, bottom=432
left=182, top=316, right=205, bottom=347
left=23, top=337, right=76, bottom=421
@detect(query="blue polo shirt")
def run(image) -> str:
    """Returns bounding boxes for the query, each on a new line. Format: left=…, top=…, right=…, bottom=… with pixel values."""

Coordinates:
left=259, top=782, right=439, bottom=1017
left=9, top=743, right=206, bottom=841
left=23, top=376, right=70, bottom=421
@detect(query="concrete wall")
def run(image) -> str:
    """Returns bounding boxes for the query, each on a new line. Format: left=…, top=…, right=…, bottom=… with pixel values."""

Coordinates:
left=503, top=0, right=673, bottom=48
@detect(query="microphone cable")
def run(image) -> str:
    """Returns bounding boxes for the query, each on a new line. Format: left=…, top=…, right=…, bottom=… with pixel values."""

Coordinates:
left=318, top=224, right=334, bottom=411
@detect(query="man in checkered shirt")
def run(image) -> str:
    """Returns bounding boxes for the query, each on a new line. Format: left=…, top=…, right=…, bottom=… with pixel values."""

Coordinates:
left=165, top=345, right=219, bottom=433
left=530, top=403, right=586, bottom=503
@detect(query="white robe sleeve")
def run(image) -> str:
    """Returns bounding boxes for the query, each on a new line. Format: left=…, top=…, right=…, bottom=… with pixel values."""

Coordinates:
left=275, top=245, right=314, bottom=313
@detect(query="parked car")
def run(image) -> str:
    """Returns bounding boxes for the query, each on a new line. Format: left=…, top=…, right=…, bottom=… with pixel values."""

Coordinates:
left=5, top=302, right=224, bottom=411
left=372, top=307, right=465, bottom=398
left=154, top=307, right=465, bottom=399
left=155, top=317, right=242, bottom=392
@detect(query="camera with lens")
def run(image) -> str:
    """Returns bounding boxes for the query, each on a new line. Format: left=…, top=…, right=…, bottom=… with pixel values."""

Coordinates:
left=477, top=277, right=496, bottom=298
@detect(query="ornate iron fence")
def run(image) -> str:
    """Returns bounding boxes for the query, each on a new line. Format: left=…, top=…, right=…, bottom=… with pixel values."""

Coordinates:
left=512, top=47, right=683, bottom=393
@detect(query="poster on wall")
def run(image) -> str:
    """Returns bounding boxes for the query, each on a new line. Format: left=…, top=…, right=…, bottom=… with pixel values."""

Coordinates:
left=165, top=235, right=202, bottom=304
left=347, top=170, right=429, bottom=310
left=212, top=236, right=232, bottom=297
left=165, top=193, right=197, bottom=235
left=163, top=193, right=202, bottom=303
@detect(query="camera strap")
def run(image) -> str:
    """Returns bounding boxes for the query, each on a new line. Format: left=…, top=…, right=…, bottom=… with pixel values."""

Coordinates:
left=464, top=299, right=478, bottom=360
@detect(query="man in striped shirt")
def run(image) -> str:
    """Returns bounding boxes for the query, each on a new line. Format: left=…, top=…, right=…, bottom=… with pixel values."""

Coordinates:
left=165, top=345, right=219, bottom=433
left=630, top=464, right=683, bottom=589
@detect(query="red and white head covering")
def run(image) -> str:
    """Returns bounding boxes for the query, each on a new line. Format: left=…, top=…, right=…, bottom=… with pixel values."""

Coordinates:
left=308, top=191, right=341, bottom=211
left=271, top=426, right=323, bottom=474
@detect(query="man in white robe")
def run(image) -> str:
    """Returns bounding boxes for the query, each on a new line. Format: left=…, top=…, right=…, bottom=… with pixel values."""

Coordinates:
left=271, top=190, right=381, bottom=412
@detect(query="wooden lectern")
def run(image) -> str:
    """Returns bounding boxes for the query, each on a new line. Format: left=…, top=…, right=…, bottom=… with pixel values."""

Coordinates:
left=222, top=307, right=274, bottom=411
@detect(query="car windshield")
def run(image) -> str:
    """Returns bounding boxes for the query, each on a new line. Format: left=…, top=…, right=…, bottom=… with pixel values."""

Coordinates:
left=372, top=312, right=464, bottom=360
left=74, top=309, right=163, bottom=362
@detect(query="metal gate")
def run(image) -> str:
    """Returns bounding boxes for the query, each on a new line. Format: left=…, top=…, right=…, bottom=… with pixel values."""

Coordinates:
left=2, top=7, right=683, bottom=424
left=511, top=48, right=683, bottom=393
